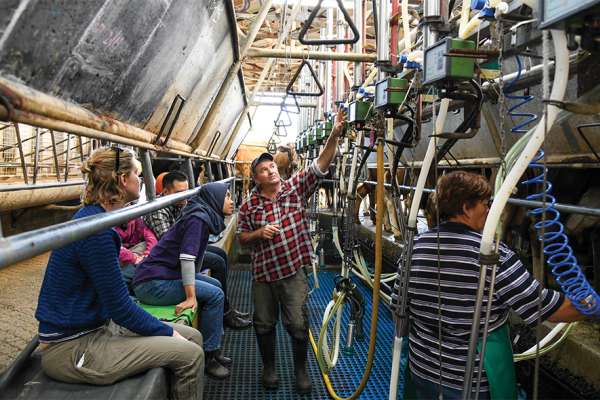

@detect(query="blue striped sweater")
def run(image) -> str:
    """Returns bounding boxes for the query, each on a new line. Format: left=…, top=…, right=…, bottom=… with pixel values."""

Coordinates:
left=390, top=222, right=564, bottom=392
left=36, top=205, right=173, bottom=339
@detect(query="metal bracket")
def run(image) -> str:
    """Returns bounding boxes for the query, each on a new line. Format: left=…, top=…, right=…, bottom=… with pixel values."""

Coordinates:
left=418, top=15, right=452, bottom=33
left=286, top=60, right=324, bottom=97
left=298, top=0, right=360, bottom=45
left=154, top=94, right=186, bottom=147
left=206, top=130, right=221, bottom=158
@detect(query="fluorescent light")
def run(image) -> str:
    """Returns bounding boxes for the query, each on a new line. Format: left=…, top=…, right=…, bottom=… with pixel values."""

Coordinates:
left=272, top=0, right=354, bottom=9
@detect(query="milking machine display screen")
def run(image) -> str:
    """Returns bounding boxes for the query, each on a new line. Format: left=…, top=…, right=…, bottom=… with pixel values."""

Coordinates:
left=423, top=40, right=448, bottom=85
left=540, top=0, right=600, bottom=28
left=348, top=102, right=357, bottom=122
left=375, top=80, right=388, bottom=109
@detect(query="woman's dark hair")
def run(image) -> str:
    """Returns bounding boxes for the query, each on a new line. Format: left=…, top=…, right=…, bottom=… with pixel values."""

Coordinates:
left=81, top=147, right=135, bottom=206
left=433, top=171, right=492, bottom=222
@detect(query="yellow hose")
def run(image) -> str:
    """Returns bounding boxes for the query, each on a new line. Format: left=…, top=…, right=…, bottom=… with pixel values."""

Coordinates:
left=307, top=125, right=385, bottom=400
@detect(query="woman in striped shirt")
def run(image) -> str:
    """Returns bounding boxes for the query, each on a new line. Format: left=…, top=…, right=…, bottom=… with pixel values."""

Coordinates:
left=391, top=171, right=596, bottom=400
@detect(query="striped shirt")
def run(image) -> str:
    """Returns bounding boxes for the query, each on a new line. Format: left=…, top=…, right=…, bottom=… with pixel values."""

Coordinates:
left=39, top=321, right=108, bottom=344
left=390, top=222, right=564, bottom=393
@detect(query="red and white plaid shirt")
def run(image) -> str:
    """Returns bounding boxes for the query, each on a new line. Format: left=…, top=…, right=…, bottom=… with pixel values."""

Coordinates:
left=236, top=160, right=326, bottom=282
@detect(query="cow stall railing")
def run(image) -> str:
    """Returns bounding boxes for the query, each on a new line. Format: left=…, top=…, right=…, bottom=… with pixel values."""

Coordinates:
left=0, top=176, right=235, bottom=271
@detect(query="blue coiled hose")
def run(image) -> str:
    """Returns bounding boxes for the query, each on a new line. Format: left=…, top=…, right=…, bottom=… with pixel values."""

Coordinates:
left=524, top=150, right=600, bottom=315
left=504, top=54, right=538, bottom=133
left=506, top=53, right=599, bottom=315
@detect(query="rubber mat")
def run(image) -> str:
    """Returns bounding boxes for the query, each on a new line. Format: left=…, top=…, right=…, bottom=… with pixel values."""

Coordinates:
left=203, top=270, right=403, bottom=399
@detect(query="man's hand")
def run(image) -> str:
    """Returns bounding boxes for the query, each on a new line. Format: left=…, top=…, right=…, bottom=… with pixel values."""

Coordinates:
left=331, top=108, right=347, bottom=139
left=135, top=254, right=147, bottom=264
left=260, top=224, right=281, bottom=240
left=175, top=298, right=197, bottom=316
left=172, top=330, right=186, bottom=340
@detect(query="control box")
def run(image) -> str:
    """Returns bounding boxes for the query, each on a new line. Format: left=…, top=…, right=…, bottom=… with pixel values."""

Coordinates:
left=374, top=77, right=408, bottom=109
left=348, top=100, right=373, bottom=125
left=539, top=0, right=600, bottom=30
left=423, top=38, right=475, bottom=86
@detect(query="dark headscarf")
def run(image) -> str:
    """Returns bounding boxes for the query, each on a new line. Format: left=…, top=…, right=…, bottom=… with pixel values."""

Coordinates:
left=176, top=182, right=229, bottom=235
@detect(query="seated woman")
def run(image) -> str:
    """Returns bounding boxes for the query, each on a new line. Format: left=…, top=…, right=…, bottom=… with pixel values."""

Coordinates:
left=115, top=217, right=157, bottom=266
left=35, top=147, right=204, bottom=400
left=133, top=182, right=247, bottom=381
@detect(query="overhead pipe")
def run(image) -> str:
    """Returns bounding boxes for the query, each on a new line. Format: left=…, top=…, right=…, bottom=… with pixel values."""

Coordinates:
left=190, top=0, right=275, bottom=153
left=219, top=0, right=304, bottom=158
left=246, top=48, right=377, bottom=62
left=0, top=78, right=192, bottom=155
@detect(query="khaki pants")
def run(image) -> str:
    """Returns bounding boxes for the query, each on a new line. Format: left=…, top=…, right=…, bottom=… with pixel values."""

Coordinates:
left=41, top=321, right=204, bottom=400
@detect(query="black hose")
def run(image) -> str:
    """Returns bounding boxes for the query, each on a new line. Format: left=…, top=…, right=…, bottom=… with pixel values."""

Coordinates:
left=434, top=79, right=484, bottom=163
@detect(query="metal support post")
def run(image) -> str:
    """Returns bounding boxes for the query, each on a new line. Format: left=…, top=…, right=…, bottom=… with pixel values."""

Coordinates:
left=185, top=157, right=196, bottom=189
left=205, top=161, right=214, bottom=182
left=64, top=133, right=71, bottom=182
left=216, top=162, right=224, bottom=181
left=325, top=8, right=334, bottom=114
left=33, top=127, right=40, bottom=184
left=377, top=0, right=391, bottom=81
left=336, top=11, right=346, bottom=106
left=14, top=123, right=29, bottom=185
left=50, top=130, right=61, bottom=182
left=139, top=149, right=156, bottom=201
left=424, top=0, right=441, bottom=48
left=353, top=0, right=364, bottom=93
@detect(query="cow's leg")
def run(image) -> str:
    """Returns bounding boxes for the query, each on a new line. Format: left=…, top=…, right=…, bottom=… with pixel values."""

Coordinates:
left=591, top=224, right=600, bottom=292
left=355, top=184, right=374, bottom=224
left=363, top=194, right=370, bottom=216
left=385, top=190, right=402, bottom=239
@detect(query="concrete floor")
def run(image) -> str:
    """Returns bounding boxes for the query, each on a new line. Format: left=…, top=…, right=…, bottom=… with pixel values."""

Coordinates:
left=0, top=252, right=48, bottom=374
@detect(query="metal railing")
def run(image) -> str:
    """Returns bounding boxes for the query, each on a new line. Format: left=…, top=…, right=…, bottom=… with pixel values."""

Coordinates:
left=0, top=176, right=235, bottom=270
left=0, top=122, right=92, bottom=184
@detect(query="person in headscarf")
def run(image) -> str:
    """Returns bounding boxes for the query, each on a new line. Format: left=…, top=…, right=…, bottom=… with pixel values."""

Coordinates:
left=133, top=183, right=250, bottom=381
left=35, top=147, right=204, bottom=400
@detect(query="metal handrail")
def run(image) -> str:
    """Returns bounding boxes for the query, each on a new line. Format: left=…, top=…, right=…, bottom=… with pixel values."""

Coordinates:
left=0, top=181, right=85, bottom=192
left=0, top=176, right=235, bottom=270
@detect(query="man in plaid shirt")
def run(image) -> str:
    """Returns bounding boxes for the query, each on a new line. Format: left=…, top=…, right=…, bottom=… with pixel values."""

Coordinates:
left=237, top=111, right=347, bottom=394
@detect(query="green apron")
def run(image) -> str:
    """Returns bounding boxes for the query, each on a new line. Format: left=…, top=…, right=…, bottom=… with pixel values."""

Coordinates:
left=401, top=324, right=518, bottom=400
left=477, top=323, right=518, bottom=400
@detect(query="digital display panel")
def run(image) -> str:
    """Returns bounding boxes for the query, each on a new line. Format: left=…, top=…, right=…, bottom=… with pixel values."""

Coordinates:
left=375, top=79, right=388, bottom=108
left=543, top=0, right=597, bottom=24
left=424, top=41, right=447, bottom=84
left=348, top=102, right=357, bottom=122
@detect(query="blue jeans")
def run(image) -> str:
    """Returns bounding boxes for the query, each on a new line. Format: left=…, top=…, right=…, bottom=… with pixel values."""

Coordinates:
left=203, top=245, right=230, bottom=313
left=410, top=370, right=490, bottom=400
left=134, top=274, right=224, bottom=351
